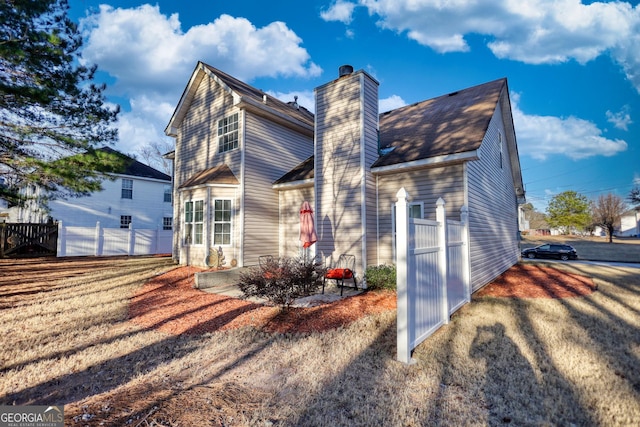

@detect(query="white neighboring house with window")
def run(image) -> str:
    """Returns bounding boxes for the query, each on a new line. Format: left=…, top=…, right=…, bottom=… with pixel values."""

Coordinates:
left=18, top=147, right=173, bottom=231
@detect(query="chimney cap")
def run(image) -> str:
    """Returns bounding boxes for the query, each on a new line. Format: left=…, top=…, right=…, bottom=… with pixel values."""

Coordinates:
left=339, top=65, right=354, bottom=77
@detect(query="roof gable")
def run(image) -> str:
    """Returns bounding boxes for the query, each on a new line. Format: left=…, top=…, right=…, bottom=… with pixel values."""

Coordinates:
left=373, top=78, right=506, bottom=168
left=165, top=62, right=313, bottom=137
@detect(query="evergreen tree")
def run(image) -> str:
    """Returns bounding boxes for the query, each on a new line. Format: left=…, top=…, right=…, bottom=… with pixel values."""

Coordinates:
left=546, top=190, right=591, bottom=234
left=0, top=0, right=123, bottom=207
left=629, top=186, right=640, bottom=205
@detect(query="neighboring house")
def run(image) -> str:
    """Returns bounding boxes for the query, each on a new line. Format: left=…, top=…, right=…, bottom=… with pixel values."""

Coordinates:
left=14, top=147, right=173, bottom=231
left=618, top=208, right=640, bottom=237
left=166, top=62, right=525, bottom=291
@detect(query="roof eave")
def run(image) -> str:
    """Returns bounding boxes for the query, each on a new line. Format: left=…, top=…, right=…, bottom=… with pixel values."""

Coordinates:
left=165, top=62, right=209, bottom=137
left=272, top=178, right=315, bottom=190
left=372, top=150, right=479, bottom=175
left=238, top=96, right=314, bottom=137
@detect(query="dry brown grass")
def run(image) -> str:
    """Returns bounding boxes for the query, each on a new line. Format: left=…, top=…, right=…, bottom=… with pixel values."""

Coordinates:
left=521, top=234, right=640, bottom=263
left=1, top=255, right=639, bottom=426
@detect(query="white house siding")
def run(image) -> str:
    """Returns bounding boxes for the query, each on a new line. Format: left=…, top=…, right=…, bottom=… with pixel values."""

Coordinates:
left=243, top=113, right=313, bottom=265
left=47, top=176, right=172, bottom=229
left=375, top=164, right=465, bottom=265
left=278, top=186, right=315, bottom=258
left=619, top=210, right=639, bottom=237
left=467, top=103, right=520, bottom=291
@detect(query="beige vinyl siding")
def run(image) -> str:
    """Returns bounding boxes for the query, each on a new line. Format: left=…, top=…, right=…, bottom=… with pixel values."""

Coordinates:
left=278, top=186, right=315, bottom=258
left=243, top=113, right=313, bottom=265
left=376, top=164, right=465, bottom=264
left=174, top=77, right=242, bottom=188
left=362, top=74, right=380, bottom=268
left=173, top=77, right=243, bottom=266
left=315, top=71, right=378, bottom=271
left=467, top=102, right=520, bottom=291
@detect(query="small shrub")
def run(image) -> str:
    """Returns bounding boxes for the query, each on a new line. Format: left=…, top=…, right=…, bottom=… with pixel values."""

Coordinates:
left=238, top=257, right=326, bottom=309
left=364, top=264, right=396, bottom=291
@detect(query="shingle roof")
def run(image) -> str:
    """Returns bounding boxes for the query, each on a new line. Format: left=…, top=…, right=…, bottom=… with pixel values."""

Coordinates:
left=202, top=64, right=314, bottom=126
left=178, top=164, right=239, bottom=188
left=274, top=78, right=508, bottom=184
left=372, top=78, right=506, bottom=168
left=98, top=147, right=171, bottom=181
left=273, top=156, right=314, bottom=185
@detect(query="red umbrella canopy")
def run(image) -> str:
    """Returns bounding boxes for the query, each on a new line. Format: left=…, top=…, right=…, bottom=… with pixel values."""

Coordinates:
left=300, top=201, right=317, bottom=248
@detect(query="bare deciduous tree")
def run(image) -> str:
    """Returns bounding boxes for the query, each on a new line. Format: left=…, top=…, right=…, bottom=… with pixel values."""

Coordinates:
left=136, top=141, right=174, bottom=176
left=591, top=193, right=627, bottom=243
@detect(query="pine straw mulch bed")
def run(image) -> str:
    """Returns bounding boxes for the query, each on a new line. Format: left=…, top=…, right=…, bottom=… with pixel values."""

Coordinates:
left=129, top=263, right=595, bottom=336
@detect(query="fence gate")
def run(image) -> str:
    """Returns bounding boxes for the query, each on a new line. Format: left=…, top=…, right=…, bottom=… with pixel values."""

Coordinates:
left=0, top=223, right=58, bottom=258
left=395, top=189, right=470, bottom=364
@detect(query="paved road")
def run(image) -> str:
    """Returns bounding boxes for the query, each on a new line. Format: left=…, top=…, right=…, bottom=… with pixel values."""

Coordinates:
left=523, top=258, right=640, bottom=269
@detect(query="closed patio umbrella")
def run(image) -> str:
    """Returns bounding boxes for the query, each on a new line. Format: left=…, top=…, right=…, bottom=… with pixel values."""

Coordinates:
left=300, top=201, right=317, bottom=261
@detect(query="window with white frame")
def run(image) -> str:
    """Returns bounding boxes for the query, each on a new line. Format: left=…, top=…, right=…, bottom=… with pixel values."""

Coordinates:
left=120, top=215, right=132, bottom=228
left=121, top=179, right=133, bottom=199
left=163, top=216, right=172, bottom=230
left=163, top=185, right=172, bottom=203
left=184, top=200, right=203, bottom=245
left=218, top=113, right=239, bottom=153
left=213, top=199, right=232, bottom=245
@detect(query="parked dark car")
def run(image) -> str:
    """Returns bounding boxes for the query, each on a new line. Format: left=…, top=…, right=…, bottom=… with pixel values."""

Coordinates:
left=521, top=244, right=577, bottom=261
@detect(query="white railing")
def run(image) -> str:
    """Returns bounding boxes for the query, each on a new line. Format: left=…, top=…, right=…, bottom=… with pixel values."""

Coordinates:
left=396, top=188, right=470, bottom=364
left=57, top=221, right=172, bottom=257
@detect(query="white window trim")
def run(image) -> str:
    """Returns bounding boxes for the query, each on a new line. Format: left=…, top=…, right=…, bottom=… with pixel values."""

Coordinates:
left=212, top=198, right=233, bottom=247
left=183, top=199, right=204, bottom=246
left=217, top=112, right=239, bottom=153
left=121, top=178, right=133, bottom=199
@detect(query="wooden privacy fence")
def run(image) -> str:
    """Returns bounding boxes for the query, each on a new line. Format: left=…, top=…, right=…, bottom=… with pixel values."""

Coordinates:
left=57, top=221, right=172, bottom=257
left=395, top=188, right=471, bottom=364
left=0, top=223, right=58, bottom=258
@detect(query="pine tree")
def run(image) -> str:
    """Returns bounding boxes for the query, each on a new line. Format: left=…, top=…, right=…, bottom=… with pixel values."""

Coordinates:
left=0, top=0, right=124, bottom=207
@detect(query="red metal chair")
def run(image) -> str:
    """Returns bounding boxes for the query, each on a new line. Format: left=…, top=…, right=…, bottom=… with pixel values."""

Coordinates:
left=323, top=254, right=357, bottom=296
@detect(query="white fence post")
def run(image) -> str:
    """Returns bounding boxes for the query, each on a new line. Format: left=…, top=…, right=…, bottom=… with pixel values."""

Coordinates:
left=57, top=221, right=65, bottom=257
left=460, top=205, right=471, bottom=302
left=94, top=221, right=102, bottom=256
left=436, top=198, right=449, bottom=325
left=128, top=222, right=134, bottom=256
left=395, top=187, right=413, bottom=364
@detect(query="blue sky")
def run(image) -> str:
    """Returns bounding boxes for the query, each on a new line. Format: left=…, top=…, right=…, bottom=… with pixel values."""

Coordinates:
left=68, top=0, right=640, bottom=212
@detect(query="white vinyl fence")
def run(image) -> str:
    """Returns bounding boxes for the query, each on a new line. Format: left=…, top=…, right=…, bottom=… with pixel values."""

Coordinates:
left=395, top=188, right=470, bottom=364
left=57, top=221, right=172, bottom=257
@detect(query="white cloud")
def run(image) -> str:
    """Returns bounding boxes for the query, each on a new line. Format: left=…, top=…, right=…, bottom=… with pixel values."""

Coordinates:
left=321, top=1, right=357, bottom=24
left=511, top=93, right=628, bottom=160
left=606, top=107, right=633, bottom=131
left=79, top=4, right=322, bottom=154
left=268, top=90, right=316, bottom=114
left=354, top=0, right=640, bottom=92
left=379, top=95, right=406, bottom=113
